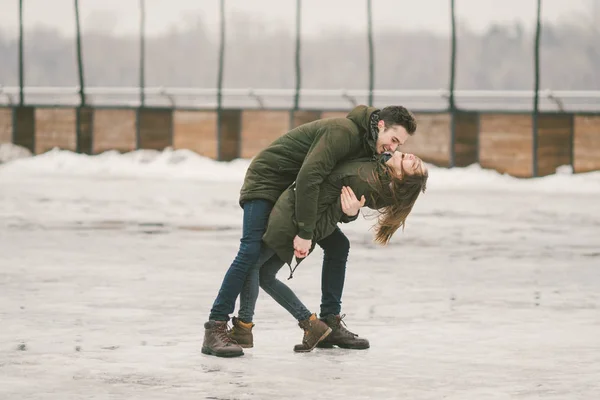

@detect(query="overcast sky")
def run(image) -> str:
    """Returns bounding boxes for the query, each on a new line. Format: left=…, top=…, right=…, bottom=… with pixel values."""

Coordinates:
left=0, top=0, right=594, bottom=38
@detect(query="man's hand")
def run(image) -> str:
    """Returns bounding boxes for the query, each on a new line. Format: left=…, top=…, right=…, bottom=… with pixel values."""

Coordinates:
left=293, top=235, right=311, bottom=259
left=340, top=186, right=365, bottom=217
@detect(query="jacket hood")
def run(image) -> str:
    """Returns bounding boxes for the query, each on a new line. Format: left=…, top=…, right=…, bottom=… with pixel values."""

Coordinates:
left=346, top=105, right=379, bottom=155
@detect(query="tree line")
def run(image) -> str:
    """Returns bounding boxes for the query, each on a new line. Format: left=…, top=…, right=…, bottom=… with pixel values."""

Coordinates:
left=0, top=13, right=598, bottom=91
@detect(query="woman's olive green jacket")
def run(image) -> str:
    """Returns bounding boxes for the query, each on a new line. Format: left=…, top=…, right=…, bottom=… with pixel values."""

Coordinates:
left=262, top=157, right=390, bottom=270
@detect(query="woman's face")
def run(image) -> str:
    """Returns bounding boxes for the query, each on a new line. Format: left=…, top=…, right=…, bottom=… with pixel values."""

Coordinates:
left=385, top=151, right=426, bottom=178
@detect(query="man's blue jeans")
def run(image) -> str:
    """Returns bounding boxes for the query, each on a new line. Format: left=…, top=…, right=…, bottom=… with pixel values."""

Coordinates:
left=208, top=199, right=273, bottom=321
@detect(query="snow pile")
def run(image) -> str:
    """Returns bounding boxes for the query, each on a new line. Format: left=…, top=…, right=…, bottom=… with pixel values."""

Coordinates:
left=1, top=146, right=599, bottom=194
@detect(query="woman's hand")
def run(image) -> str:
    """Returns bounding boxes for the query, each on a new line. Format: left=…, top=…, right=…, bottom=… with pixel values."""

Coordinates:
left=340, top=186, right=365, bottom=217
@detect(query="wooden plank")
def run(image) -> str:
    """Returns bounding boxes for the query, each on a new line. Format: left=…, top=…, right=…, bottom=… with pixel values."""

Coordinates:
left=219, top=109, right=241, bottom=161
left=13, top=106, right=35, bottom=153
left=240, top=110, right=288, bottom=159
left=479, top=113, right=533, bottom=177
left=453, top=111, right=478, bottom=167
left=93, top=109, right=136, bottom=154
left=573, top=115, right=600, bottom=173
left=172, top=110, right=218, bottom=159
left=137, top=108, right=172, bottom=150
left=535, top=113, right=572, bottom=177
left=320, top=111, right=349, bottom=120
left=401, top=113, right=451, bottom=167
left=77, top=106, right=93, bottom=154
left=35, top=108, right=76, bottom=154
left=292, top=110, right=322, bottom=129
left=0, top=108, right=12, bottom=143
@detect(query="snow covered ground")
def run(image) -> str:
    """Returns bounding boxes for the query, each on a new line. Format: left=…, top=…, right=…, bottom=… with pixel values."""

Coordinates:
left=1, top=145, right=599, bottom=399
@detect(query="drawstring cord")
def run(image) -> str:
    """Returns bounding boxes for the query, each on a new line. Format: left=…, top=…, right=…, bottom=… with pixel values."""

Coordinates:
left=287, top=258, right=301, bottom=280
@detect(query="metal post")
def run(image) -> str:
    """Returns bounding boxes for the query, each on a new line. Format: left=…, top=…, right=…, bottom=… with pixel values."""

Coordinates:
left=448, top=0, right=457, bottom=112
left=139, top=0, right=146, bottom=107
left=217, top=0, right=225, bottom=113
left=74, top=0, right=87, bottom=154
left=291, top=0, right=302, bottom=128
left=532, top=0, right=542, bottom=177
left=74, top=0, right=85, bottom=107
left=217, top=0, right=226, bottom=159
left=136, top=0, right=146, bottom=149
left=449, top=0, right=457, bottom=168
left=18, top=0, right=24, bottom=106
left=367, top=0, right=374, bottom=106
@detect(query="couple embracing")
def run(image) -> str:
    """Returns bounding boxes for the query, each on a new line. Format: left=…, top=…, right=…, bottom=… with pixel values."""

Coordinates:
left=203, top=105, right=428, bottom=357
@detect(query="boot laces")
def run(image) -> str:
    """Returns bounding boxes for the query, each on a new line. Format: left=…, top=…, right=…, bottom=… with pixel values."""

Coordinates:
left=298, top=319, right=313, bottom=343
left=337, top=314, right=358, bottom=337
left=299, top=319, right=311, bottom=330
left=215, top=322, right=237, bottom=345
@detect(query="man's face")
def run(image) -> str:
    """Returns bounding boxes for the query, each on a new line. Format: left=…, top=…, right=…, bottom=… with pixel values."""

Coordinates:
left=375, top=120, right=410, bottom=154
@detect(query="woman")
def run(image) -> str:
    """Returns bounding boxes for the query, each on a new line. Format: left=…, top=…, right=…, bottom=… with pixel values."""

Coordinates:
left=231, top=151, right=428, bottom=352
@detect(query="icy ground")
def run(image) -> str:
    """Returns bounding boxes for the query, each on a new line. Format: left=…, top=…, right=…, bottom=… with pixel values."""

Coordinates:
left=1, top=147, right=599, bottom=399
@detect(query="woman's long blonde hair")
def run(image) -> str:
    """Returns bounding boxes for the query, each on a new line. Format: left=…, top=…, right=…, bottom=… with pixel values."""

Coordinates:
left=364, top=161, right=428, bottom=245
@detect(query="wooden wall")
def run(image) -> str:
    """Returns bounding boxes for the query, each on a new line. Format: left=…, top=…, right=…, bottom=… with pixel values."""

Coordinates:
left=137, top=108, right=172, bottom=150
left=0, top=108, right=12, bottom=143
left=479, top=114, right=533, bottom=178
left=292, top=110, right=321, bottom=128
left=2, top=105, right=599, bottom=177
left=93, top=109, right=136, bottom=154
left=77, top=107, right=93, bottom=154
left=321, top=111, right=348, bottom=120
left=240, top=110, right=288, bottom=159
left=401, top=113, right=452, bottom=167
left=173, top=110, right=218, bottom=159
left=13, top=107, right=35, bottom=153
left=453, top=112, right=479, bottom=167
left=218, top=109, right=241, bottom=161
left=573, top=115, right=600, bottom=173
left=536, top=114, right=572, bottom=177
left=35, top=108, right=76, bottom=154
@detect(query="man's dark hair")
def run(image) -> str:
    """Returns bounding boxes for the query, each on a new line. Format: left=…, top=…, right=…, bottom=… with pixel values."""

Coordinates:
left=379, top=106, right=417, bottom=135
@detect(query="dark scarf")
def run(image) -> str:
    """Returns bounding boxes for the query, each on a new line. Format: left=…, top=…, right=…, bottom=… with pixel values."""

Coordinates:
left=369, top=110, right=380, bottom=143
left=365, top=109, right=381, bottom=158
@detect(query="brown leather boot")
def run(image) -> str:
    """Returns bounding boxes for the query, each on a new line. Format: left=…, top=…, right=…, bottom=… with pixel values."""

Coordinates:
left=293, top=314, right=332, bottom=353
left=201, top=320, right=244, bottom=357
left=316, top=314, right=370, bottom=349
left=228, top=317, right=254, bottom=348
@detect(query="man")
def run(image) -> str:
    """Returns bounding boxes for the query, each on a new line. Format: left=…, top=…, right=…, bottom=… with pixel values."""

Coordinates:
left=203, top=105, right=417, bottom=357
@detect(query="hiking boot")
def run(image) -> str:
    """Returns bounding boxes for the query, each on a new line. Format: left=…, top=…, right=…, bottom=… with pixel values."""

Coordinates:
left=228, top=317, right=254, bottom=348
left=293, top=314, right=332, bottom=353
left=201, top=320, right=244, bottom=357
left=316, top=314, right=370, bottom=349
